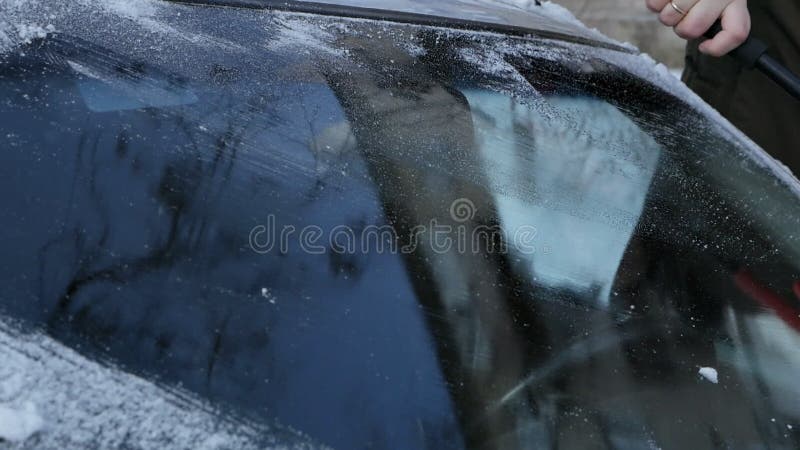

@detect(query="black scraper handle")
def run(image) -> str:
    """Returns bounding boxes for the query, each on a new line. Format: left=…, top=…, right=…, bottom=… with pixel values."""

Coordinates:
left=704, top=20, right=800, bottom=100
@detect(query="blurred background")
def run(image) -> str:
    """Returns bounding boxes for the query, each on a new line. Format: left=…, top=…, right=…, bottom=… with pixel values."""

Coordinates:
left=550, top=0, right=686, bottom=69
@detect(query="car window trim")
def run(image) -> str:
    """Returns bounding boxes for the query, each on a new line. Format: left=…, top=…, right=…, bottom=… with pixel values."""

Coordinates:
left=163, top=0, right=632, bottom=52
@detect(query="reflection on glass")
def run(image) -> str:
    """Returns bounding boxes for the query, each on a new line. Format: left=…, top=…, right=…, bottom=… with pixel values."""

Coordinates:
left=465, top=90, right=661, bottom=303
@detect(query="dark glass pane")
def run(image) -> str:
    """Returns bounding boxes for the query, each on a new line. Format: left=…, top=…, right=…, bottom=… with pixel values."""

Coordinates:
left=1, top=2, right=799, bottom=449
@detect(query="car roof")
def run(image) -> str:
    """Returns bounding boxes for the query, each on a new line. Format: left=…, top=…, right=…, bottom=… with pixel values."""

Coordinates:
left=175, top=0, right=625, bottom=49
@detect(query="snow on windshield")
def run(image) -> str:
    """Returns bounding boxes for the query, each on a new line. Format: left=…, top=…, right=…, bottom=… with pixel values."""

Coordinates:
left=0, top=319, right=322, bottom=449
left=2, top=0, right=798, bottom=290
left=288, top=0, right=617, bottom=44
left=0, top=0, right=54, bottom=53
left=0, top=0, right=245, bottom=57
left=0, top=0, right=151, bottom=54
left=268, top=14, right=346, bottom=57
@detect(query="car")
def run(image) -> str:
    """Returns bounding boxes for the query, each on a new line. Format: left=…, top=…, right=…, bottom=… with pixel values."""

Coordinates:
left=1, top=0, right=799, bottom=449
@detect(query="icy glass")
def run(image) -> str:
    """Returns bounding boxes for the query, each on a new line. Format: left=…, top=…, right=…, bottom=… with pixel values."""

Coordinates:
left=1, top=2, right=800, bottom=449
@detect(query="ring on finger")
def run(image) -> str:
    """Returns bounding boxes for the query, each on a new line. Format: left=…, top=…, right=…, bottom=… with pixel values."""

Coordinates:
left=670, top=0, right=688, bottom=15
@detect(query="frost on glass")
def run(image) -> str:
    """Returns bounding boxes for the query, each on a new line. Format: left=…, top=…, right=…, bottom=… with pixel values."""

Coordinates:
left=0, top=320, right=323, bottom=449
left=2, top=2, right=800, bottom=449
left=465, top=90, right=661, bottom=303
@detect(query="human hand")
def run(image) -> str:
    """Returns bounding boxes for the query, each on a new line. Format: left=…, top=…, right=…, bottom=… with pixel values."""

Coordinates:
left=645, top=0, right=751, bottom=56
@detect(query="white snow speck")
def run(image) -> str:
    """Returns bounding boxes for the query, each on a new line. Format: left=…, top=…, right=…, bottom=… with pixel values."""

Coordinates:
left=261, top=288, right=277, bottom=304
left=16, top=23, right=54, bottom=43
left=0, top=401, right=44, bottom=443
left=698, top=367, right=719, bottom=384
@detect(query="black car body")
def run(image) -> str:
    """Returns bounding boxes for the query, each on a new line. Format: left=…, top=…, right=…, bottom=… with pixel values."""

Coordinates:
left=1, top=0, right=799, bottom=449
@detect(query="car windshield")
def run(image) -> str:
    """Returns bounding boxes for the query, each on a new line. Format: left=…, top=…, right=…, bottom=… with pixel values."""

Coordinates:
left=1, top=1, right=800, bottom=449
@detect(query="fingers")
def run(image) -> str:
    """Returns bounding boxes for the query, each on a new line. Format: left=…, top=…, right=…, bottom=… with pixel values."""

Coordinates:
left=646, top=0, right=751, bottom=57
left=673, top=0, right=728, bottom=40
left=659, top=0, right=699, bottom=27
left=698, top=1, right=751, bottom=56
left=646, top=0, right=670, bottom=13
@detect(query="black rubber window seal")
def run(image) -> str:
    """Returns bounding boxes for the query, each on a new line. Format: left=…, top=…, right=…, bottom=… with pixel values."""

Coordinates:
left=163, top=0, right=633, bottom=52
